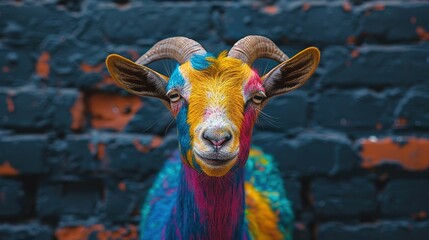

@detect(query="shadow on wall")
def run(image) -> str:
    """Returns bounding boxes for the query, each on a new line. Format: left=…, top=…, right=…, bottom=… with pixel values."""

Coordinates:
left=1, top=0, right=429, bottom=239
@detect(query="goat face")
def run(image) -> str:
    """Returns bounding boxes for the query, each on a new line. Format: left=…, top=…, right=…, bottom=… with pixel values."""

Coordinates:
left=106, top=36, right=320, bottom=177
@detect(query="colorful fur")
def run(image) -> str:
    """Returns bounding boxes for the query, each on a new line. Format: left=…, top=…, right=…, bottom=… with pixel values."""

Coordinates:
left=106, top=44, right=319, bottom=240
left=139, top=53, right=293, bottom=239
left=141, top=147, right=293, bottom=240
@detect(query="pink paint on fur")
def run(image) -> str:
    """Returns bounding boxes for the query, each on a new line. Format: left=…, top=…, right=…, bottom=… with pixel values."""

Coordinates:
left=184, top=164, right=245, bottom=239
left=238, top=107, right=258, bottom=167
left=244, top=70, right=264, bottom=96
left=171, top=101, right=184, bottom=116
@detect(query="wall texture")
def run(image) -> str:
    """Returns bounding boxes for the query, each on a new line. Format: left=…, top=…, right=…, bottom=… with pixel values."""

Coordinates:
left=1, top=0, right=429, bottom=239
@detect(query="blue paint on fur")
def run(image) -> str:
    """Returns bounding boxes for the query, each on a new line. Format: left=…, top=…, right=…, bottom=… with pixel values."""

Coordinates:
left=164, top=166, right=205, bottom=239
left=167, top=65, right=185, bottom=91
left=190, top=53, right=214, bottom=71
left=175, top=104, right=200, bottom=169
left=140, top=151, right=180, bottom=239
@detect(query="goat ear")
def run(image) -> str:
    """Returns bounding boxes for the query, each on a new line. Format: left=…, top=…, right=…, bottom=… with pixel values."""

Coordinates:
left=262, top=47, right=320, bottom=98
left=106, top=54, right=170, bottom=104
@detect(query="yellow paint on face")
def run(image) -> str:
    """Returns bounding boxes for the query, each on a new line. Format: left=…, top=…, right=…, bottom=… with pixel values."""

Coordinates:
left=181, top=52, right=253, bottom=176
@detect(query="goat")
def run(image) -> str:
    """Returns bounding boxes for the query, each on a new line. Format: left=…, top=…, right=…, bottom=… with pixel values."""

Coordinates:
left=106, top=36, right=320, bottom=240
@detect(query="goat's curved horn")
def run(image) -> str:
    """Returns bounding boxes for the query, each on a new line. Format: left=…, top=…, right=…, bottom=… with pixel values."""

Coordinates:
left=136, top=37, right=207, bottom=65
left=228, top=35, right=289, bottom=65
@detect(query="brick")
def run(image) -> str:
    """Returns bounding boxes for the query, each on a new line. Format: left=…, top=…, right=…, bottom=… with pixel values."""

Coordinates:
left=313, top=89, right=400, bottom=131
left=394, top=89, right=429, bottom=129
left=319, top=45, right=429, bottom=87
left=102, top=133, right=177, bottom=176
left=104, top=178, right=153, bottom=221
left=311, top=178, right=376, bottom=217
left=0, top=179, right=25, bottom=217
left=125, top=97, right=174, bottom=135
left=358, top=2, right=429, bottom=42
left=0, top=87, right=54, bottom=129
left=0, top=135, right=48, bottom=175
left=360, top=137, right=429, bottom=171
left=254, top=91, right=307, bottom=134
left=223, top=2, right=358, bottom=44
left=98, top=3, right=211, bottom=44
left=0, top=223, right=53, bottom=240
left=53, top=89, right=86, bottom=132
left=252, top=132, right=359, bottom=177
left=37, top=181, right=100, bottom=218
left=41, top=37, right=107, bottom=89
left=50, top=134, right=98, bottom=174
left=379, top=179, right=429, bottom=218
left=0, top=47, right=33, bottom=86
left=318, top=220, right=429, bottom=240
left=0, top=3, right=78, bottom=46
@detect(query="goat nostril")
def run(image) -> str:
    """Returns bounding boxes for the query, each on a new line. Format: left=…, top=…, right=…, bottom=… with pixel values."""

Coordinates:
left=225, top=134, right=231, bottom=141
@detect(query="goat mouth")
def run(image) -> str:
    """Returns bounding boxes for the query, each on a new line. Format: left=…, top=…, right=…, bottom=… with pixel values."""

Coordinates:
left=194, top=151, right=237, bottom=167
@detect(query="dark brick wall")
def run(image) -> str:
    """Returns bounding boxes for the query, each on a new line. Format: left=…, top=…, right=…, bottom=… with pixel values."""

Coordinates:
left=0, top=0, right=428, bottom=239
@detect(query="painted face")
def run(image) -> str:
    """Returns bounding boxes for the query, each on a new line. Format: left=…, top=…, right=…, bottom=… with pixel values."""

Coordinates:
left=166, top=53, right=265, bottom=176
left=105, top=36, right=320, bottom=178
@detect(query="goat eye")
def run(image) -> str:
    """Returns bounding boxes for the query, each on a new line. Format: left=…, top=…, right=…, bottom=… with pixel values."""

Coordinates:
left=252, top=92, right=266, bottom=104
left=167, top=90, right=181, bottom=103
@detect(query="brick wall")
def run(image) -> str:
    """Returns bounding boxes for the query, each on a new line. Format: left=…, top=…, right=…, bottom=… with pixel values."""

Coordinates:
left=0, top=0, right=428, bottom=239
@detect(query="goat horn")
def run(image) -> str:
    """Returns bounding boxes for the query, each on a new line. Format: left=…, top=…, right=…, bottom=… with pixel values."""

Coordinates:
left=228, top=35, right=289, bottom=65
left=136, top=37, right=207, bottom=65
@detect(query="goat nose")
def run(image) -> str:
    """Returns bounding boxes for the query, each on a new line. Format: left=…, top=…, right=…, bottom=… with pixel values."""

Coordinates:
left=202, top=129, right=232, bottom=150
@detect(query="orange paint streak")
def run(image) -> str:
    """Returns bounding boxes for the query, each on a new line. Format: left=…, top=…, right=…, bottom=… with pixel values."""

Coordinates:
left=375, top=123, right=383, bottom=130
left=56, top=224, right=137, bottom=240
left=361, top=137, right=429, bottom=171
left=351, top=49, right=360, bottom=58
left=302, top=3, right=311, bottom=11
left=412, top=211, right=427, bottom=220
left=97, top=143, right=106, bottom=160
left=416, top=26, right=429, bottom=41
left=70, top=93, right=85, bottom=131
left=87, top=93, right=142, bottom=131
left=118, top=182, right=126, bottom=191
left=133, top=136, right=163, bottom=153
left=262, top=5, right=279, bottom=15
left=342, top=1, right=352, bottom=12
left=0, top=162, right=19, bottom=176
left=372, top=3, right=385, bottom=11
left=127, top=50, right=139, bottom=61
left=36, top=52, right=50, bottom=78
left=394, top=118, right=408, bottom=128
left=151, top=136, right=163, bottom=148
left=56, top=225, right=90, bottom=240
left=346, top=36, right=357, bottom=45
left=80, top=63, right=104, bottom=73
left=6, top=94, right=14, bottom=112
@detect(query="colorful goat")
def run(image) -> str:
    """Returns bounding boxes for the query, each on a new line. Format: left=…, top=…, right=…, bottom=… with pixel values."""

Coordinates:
left=106, top=36, right=320, bottom=240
